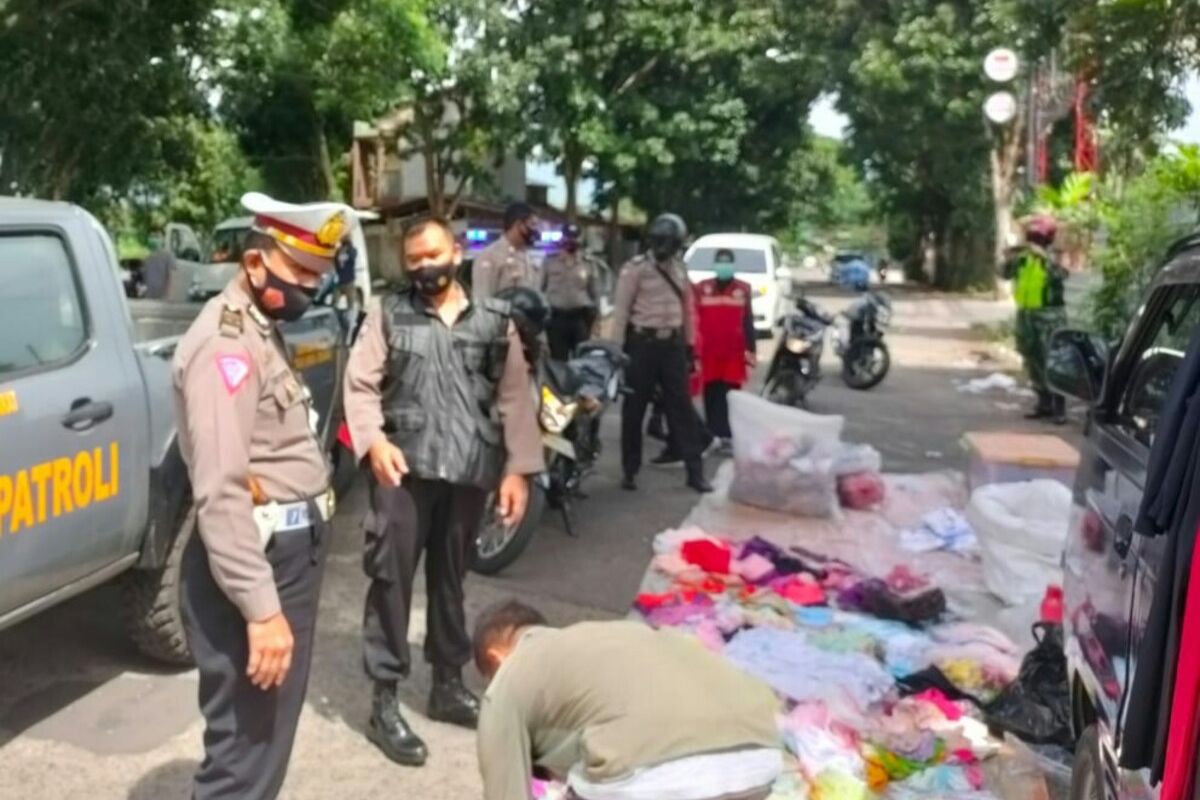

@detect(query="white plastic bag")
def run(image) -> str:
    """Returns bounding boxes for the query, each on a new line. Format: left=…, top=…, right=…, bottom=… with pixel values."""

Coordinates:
left=966, top=480, right=1071, bottom=606
left=728, top=391, right=844, bottom=517
left=833, top=443, right=883, bottom=477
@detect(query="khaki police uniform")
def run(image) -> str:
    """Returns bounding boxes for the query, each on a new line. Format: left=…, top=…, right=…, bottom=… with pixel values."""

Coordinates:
left=472, top=237, right=536, bottom=300
left=611, top=254, right=704, bottom=479
left=173, top=193, right=350, bottom=800
left=542, top=250, right=602, bottom=360
left=344, top=291, right=543, bottom=688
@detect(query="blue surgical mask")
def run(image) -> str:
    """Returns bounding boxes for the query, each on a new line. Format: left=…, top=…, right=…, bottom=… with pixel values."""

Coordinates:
left=715, top=264, right=735, bottom=282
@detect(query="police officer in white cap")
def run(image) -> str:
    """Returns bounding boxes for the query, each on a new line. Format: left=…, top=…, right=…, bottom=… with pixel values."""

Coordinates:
left=173, top=192, right=352, bottom=799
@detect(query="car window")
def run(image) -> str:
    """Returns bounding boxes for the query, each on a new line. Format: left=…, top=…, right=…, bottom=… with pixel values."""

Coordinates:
left=1118, top=285, right=1200, bottom=446
left=0, top=233, right=88, bottom=376
left=210, top=226, right=249, bottom=262
left=687, top=247, right=768, bottom=273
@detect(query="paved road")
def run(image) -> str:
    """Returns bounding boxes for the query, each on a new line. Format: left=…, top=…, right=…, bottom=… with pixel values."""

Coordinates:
left=0, top=285, right=1066, bottom=799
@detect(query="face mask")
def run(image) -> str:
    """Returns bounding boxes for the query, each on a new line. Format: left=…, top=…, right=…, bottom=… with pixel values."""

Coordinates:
left=522, top=223, right=539, bottom=248
left=252, top=267, right=317, bottom=322
left=649, top=236, right=678, bottom=262
left=410, top=260, right=458, bottom=297
left=715, top=264, right=735, bottom=282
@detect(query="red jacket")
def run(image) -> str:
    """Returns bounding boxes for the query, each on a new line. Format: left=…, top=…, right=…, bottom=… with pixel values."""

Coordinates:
left=695, top=277, right=755, bottom=387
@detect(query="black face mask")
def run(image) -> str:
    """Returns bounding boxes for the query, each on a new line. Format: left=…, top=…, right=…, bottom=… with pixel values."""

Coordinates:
left=649, top=236, right=679, bottom=262
left=522, top=223, right=539, bottom=247
left=253, top=268, right=318, bottom=322
left=410, top=261, right=458, bottom=297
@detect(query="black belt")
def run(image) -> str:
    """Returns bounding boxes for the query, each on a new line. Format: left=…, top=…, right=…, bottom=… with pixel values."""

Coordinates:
left=628, top=325, right=683, bottom=342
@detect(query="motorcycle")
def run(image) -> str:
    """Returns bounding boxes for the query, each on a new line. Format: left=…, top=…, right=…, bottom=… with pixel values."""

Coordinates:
left=762, top=296, right=834, bottom=408
left=833, top=290, right=892, bottom=391
left=763, top=290, right=893, bottom=407
left=472, top=339, right=628, bottom=575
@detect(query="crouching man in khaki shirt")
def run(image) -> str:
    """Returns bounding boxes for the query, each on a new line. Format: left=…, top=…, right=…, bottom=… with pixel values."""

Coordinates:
left=474, top=601, right=784, bottom=800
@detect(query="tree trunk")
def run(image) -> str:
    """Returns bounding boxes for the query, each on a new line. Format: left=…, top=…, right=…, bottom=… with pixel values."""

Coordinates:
left=316, top=125, right=338, bottom=201
left=563, top=149, right=582, bottom=222
left=607, top=186, right=621, bottom=267
left=989, top=112, right=1023, bottom=299
left=424, top=141, right=444, bottom=217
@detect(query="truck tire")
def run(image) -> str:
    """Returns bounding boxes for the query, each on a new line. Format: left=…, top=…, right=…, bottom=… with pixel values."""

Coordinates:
left=1068, top=725, right=1109, bottom=800
left=122, top=504, right=195, bottom=667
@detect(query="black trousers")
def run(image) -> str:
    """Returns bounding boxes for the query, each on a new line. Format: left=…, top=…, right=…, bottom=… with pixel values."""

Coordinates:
left=182, top=516, right=330, bottom=800
left=704, top=381, right=736, bottom=439
left=622, top=337, right=702, bottom=477
left=546, top=307, right=596, bottom=361
left=362, top=478, right=487, bottom=683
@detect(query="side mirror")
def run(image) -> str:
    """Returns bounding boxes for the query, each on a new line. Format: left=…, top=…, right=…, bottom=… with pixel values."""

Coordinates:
left=1047, top=328, right=1109, bottom=403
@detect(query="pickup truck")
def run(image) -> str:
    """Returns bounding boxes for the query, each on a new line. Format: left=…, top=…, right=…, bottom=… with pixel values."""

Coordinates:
left=0, top=197, right=348, bottom=666
left=1050, top=232, right=1200, bottom=800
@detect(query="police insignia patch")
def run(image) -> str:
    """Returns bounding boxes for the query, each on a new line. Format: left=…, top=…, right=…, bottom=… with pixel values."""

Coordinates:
left=316, top=211, right=349, bottom=247
left=216, top=353, right=251, bottom=394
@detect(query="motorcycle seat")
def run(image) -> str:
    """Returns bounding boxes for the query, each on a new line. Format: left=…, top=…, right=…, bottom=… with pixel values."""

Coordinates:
left=544, top=358, right=583, bottom=398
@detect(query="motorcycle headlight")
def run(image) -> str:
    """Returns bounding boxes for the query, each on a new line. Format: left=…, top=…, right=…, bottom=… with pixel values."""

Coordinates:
left=539, top=385, right=578, bottom=434
left=785, top=337, right=811, bottom=354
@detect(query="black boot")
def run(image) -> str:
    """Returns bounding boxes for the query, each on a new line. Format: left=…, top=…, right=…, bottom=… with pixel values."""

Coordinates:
left=621, top=474, right=638, bottom=491
left=650, top=446, right=683, bottom=467
left=428, top=667, right=480, bottom=729
left=1025, top=391, right=1053, bottom=420
left=685, top=461, right=713, bottom=493
left=1052, top=393, right=1067, bottom=425
left=367, top=681, right=428, bottom=767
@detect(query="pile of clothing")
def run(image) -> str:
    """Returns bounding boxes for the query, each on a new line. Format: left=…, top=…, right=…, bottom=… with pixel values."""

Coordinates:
left=635, top=526, right=1026, bottom=799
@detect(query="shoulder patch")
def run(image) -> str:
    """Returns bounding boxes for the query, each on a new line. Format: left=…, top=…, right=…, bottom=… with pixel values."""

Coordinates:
left=216, top=353, right=252, bottom=394
left=219, top=305, right=244, bottom=338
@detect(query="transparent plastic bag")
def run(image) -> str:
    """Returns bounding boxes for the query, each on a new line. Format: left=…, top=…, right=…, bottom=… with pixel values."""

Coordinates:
left=833, top=444, right=883, bottom=477
left=729, top=391, right=844, bottom=517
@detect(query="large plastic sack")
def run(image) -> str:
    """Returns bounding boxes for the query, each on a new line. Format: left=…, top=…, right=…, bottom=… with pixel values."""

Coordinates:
left=728, top=391, right=844, bottom=517
left=965, top=480, right=1071, bottom=606
left=833, top=444, right=883, bottom=477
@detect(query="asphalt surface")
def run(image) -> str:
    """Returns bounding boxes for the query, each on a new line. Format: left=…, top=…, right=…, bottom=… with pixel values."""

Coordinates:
left=0, top=284, right=1072, bottom=799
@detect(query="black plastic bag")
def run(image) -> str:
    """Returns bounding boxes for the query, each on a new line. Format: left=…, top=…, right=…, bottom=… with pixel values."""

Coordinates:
left=984, top=622, right=1073, bottom=749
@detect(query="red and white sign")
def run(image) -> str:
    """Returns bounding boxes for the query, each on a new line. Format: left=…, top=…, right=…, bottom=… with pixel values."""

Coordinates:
left=984, top=48, right=1019, bottom=83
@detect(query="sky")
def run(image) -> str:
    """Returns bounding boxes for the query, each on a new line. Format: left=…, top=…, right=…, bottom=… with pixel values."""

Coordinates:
left=529, top=74, right=1200, bottom=215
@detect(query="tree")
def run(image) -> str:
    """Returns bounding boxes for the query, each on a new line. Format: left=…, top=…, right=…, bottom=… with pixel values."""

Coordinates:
left=0, top=0, right=215, bottom=201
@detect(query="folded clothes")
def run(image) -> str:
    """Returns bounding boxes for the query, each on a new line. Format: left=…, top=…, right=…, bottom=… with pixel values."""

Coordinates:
left=681, top=539, right=732, bottom=574
left=895, top=666, right=984, bottom=707
left=899, top=508, right=977, bottom=555
left=772, top=574, right=826, bottom=606
left=839, top=579, right=946, bottom=625
left=732, top=553, right=777, bottom=584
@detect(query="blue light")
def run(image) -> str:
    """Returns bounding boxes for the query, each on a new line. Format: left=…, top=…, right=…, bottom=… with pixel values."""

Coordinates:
left=466, top=228, right=489, bottom=242
left=541, top=230, right=563, bottom=243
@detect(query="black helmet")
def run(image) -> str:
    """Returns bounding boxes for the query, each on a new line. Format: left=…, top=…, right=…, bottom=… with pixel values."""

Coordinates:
left=647, top=213, right=687, bottom=261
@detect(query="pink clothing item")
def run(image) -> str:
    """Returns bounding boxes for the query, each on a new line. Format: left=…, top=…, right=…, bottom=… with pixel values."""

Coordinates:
left=771, top=575, right=826, bottom=606
left=732, top=553, right=777, bottom=584
left=681, top=539, right=733, bottom=575
left=838, top=471, right=886, bottom=509
left=1160, top=525, right=1200, bottom=800
left=913, top=689, right=963, bottom=721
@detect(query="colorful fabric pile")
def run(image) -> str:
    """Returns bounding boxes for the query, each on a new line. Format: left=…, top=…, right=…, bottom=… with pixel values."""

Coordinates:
left=635, top=526, right=1024, bottom=799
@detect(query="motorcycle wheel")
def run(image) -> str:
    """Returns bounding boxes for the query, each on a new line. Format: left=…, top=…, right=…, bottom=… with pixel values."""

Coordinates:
left=470, top=480, right=547, bottom=575
left=842, top=340, right=890, bottom=390
left=763, top=371, right=807, bottom=408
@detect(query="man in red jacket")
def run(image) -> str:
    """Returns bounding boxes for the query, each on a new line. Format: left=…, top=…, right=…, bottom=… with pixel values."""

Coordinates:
left=695, top=249, right=756, bottom=452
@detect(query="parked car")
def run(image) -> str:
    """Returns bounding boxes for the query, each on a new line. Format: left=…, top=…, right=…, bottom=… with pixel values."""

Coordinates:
left=831, top=252, right=872, bottom=291
left=0, top=197, right=349, bottom=666
left=1049, top=232, right=1200, bottom=800
left=684, top=233, right=790, bottom=337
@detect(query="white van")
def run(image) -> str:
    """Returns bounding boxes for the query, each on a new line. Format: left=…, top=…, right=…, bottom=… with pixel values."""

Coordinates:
left=684, top=233, right=789, bottom=336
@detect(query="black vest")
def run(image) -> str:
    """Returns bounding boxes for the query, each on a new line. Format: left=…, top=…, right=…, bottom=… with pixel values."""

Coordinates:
left=380, top=290, right=512, bottom=489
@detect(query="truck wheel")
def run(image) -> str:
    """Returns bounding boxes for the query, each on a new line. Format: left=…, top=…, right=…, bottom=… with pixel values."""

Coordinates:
left=122, top=505, right=195, bottom=667
left=1068, top=725, right=1109, bottom=800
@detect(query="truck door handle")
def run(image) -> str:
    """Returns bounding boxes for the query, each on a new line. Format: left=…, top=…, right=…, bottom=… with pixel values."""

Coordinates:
left=61, top=399, right=114, bottom=431
left=1114, top=513, right=1134, bottom=559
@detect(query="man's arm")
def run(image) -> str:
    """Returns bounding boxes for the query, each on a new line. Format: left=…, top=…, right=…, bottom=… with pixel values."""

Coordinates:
left=496, top=322, right=545, bottom=476
left=473, top=255, right=498, bottom=300
left=609, top=263, right=638, bottom=347
left=180, top=339, right=279, bottom=622
left=478, top=690, right=535, bottom=800
left=683, top=273, right=698, bottom=347
left=343, top=298, right=389, bottom=463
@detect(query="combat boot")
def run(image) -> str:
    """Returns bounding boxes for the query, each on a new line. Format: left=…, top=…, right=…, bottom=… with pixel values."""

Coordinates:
left=367, top=681, right=428, bottom=767
left=685, top=460, right=713, bottom=494
left=1025, top=391, right=1053, bottom=420
left=1052, top=393, right=1067, bottom=426
left=428, top=667, right=480, bottom=729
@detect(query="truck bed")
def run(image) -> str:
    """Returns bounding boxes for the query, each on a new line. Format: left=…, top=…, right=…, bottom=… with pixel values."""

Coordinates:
left=127, top=298, right=201, bottom=346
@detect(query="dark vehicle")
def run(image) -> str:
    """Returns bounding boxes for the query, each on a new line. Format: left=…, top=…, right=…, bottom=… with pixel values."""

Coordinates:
left=763, top=296, right=833, bottom=407
left=472, top=340, right=627, bottom=575
left=831, top=252, right=872, bottom=291
left=0, top=198, right=347, bottom=666
left=1050, top=233, right=1200, bottom=800
left=834, top=290, right=892, bottom=390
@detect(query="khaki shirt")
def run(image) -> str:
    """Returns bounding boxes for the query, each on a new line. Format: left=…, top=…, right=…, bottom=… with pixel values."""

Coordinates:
left=541, top=251, right=600, bottom=311
left=478, top=622, right=781, bottom=800
left=610, top=254, right=696, bottom=347
left=472, top=237, right=536, bottom=300
left=343, top=289, right=544, bottom=476
left=173, top=280, right=328, bottom=622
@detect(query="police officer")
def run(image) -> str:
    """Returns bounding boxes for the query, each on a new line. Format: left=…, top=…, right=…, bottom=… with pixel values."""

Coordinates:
left=542, top=222, right=602, bottom=360
left=344, top=216, right=544, bottom=767
left=173, top=192, right=352, bottom=799
left=612, top=213, right=712, bottom=494
left=472, top=202, right=541, bottom=299
left=1003, top=215, right=1068, bottom=424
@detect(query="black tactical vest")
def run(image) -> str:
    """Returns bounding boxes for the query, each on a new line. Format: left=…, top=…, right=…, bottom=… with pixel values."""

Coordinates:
left=380, top=291, right=512, bottom=489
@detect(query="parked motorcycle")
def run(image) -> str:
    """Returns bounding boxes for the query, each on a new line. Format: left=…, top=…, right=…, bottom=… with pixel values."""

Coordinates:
left=472, top=292, right=628, bottom=575
left=762, top=296, right=834, bottom=407
left=834, top=290, right=892, bottom=390
left=763, top=290, right=893, bottom=407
